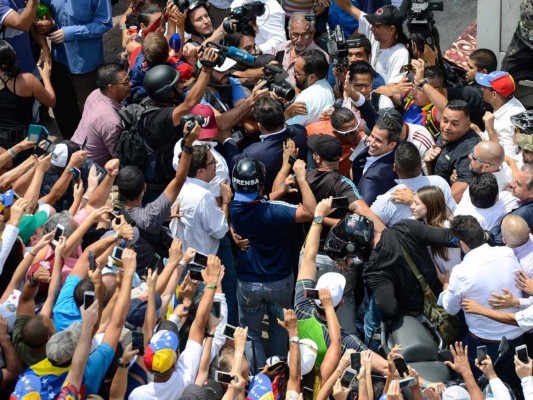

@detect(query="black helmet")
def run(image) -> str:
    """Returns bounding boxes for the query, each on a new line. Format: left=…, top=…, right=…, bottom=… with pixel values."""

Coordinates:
left=511, top=110, right=533, bottom=135
left=324, top=213, right=374, bottom=261
left=232, top=158, right=265, bottom=201
left=143, top=65, right=180, bottom=102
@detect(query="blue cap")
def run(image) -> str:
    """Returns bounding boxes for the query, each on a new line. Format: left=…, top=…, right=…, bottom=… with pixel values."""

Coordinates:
left=169, top=33, right=181, bottom=51
left=234, top=191, right=259, bottom=202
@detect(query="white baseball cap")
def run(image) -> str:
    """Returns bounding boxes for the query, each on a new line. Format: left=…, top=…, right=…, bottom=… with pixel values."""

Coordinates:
left=315, top=272, right=346, bottom=308
left=287, top=338, right=318, bottom=375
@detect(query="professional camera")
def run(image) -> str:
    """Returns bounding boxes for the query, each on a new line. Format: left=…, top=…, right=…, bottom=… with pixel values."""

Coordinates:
left=173, top=0, right=189, bottom=10
left=263, top=64, right=295, bottom=101
left=326, top=24, right=349, bottom=72
left=181, top=114, right=206, bottom=134
left=223, top=1, right=265, bottom=33
left=399, top=0, right=443, bottom=36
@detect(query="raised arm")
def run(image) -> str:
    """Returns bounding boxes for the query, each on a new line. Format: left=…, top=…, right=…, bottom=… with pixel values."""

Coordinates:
left=85, top=159, right=119, bottom=213
left=412, top=59, right=448, bottom=122
left=16, top=268, right=50, bottom=317
left=279, top=309, right=301, bottom=393
left=2, top=0, right=38, bottom=31
left=293, top=159, right=316, bottom=223
left=319, top=288, right=342, bottom=384
left=23, top=153, right=52, bottom=211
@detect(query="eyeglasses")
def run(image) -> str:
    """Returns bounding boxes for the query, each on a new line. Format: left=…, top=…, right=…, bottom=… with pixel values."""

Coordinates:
left=351, top=83, right=372, bottom=90
left=290, top=32, right=312, bottom=40
left=470, top=147, right=496, bottom=165
left=206, top=158, right=217, bottom=166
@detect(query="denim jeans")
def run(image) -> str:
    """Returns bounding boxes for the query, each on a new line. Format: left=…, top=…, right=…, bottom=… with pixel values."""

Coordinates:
left=315, top=254, right=358, bottom=335
left=363, top=295, right=381, bottom=351
left=237, top=273, right=294, bottom=373
left=217, top=235, right=239, bottom=326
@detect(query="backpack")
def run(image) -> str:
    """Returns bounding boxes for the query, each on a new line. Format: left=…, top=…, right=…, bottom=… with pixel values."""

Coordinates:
left=115, top=100, right=161, bottom=179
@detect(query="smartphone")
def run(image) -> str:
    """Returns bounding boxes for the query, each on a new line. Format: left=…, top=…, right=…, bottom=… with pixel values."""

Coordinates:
left=111, top=246, right=124, bottom=262
left=476, top=345, right=487, bottom=362
left=109, top=212, right=121, bottom=223
left=516, top=344, right=529, bottom=363
left=33, top=139, right=52, bottom=157
left=275, top=50, right=284, bottom=66
left=81, top=137, right=88, bottom=150
left=84, top=290, right=95, bottom=309
left=132, top=331, right=145, bottom=356
left=399, top=377, right=417, bottom=389
left=351, top=352, right=361, bottom=372
left=211, top=301, right=221, bottom=319
left=302, top=387, right=314, bottom=400
left=52, top=224, right=64, bottom=247
left=406, top=72, right=415, bottom=83
left=304, top=288, right=320, bottom=300
left=437, top=349, right=454, bottom=363
left=71, top=167, right=81, bottom=182
left=232, top=131, right=244, bottom=143
left=215, top=370, right=233, bottom=384
left=192, top=251, right=208, bottom=267
left=28, top=124, right=49, bottom=143
left=189, top=266, right=204, bottom=282
left=89, top=251, right=96, bottom=271
left=223, top=324, right=237, bottom=339
left=393, top=357, right=409, bottom=378
left=331, top=196, right=349, bottom=209
left=340, top=368, right=357, bottom=388
left=270, top=303, right=284, bottom=321
left=151, top=253, right=163, bottom=273
left=161, top=228, right=173, bottom=248
left=288, top=155, right=297, bottom=166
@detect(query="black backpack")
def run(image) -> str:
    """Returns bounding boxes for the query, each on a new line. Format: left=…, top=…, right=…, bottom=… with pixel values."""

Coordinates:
left=115, top=100, right=161, bottom=179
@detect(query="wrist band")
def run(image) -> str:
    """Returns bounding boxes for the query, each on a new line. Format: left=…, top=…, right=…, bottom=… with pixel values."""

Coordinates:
left=289, top=336, right=299, bottom=343
left=178, top=260, right=188, bottom=268
left=205, top=333, right=215, bottom=338
left=205, top=285, right=216, bottom=289
left=8, top=148, right=16, bottom=158
left=421, top=381, right=429, bottom=389
left=183, top=145, right=193, bottom=155
left=118, top=362, right=130, bottom=368
left=29, top=251, right=37, bottom=257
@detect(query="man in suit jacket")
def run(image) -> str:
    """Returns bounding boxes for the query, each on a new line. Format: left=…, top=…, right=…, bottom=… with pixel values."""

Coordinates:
left=223, top=97, right=307, bottom=194
left=352, top=110, right=401, bottom=205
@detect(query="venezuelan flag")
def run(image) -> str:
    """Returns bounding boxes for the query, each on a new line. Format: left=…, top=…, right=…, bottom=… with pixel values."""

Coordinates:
left=247, top=373, right=275, bottom=400
left=11, top=358, right=70, bottom=400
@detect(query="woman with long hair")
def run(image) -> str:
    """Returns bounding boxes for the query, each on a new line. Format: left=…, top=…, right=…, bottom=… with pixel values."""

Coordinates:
left=410, top=185, right=462, bottom=276
left=0, top=40, right=55, bottom=149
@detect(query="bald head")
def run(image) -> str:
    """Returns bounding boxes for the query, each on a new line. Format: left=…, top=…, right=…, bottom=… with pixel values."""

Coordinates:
left=501, top=214, right=531, bottom=247
left=477, top=141, right=505, bottom=166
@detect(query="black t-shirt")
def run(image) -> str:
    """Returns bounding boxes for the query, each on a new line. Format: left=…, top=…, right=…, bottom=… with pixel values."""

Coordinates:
left=434, top=129, right=480, bottom=185
left=446, top=86, right=490, bottom=131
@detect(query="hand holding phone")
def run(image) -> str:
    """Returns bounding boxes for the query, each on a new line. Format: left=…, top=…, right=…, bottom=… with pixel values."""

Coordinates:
left=393, top=357, right=409, bottom=378
left=52, top=224, right=64, bottom=248
left=516, top=344, right=529, bottom=363
left=340, top=368, right=357, bottom=388
left=304, top=288, right=320, bottom=300
left=132, top=331, right=145, bottom=356
left=84, top=290, right=95, bottom=309
left=223, top=324, right=237, bottom=339
left=477, top=345, right=487, bottom=363
left=192, top=251, right=208, bottom=267
left=189, top=266, right=204, bottom=282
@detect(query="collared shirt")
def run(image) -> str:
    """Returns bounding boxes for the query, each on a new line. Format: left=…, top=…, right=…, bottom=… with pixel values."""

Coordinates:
left=41, top=0, right=112, bottom=74
left=454, top=190, right=514, bottom=231
left=71, top=89, right=122, bottom=167
left=434, top=129, right=480, bottom=185
left=493, top=162, right=514, bottom=191
left=438, top=243, right=523, bottom=340
left=514, top=235, right=533, bottom=275
left=482, top=97, right=526, bottom=159
left=230, top=0, right=286, bottom=54
left=286, top=79, right=334, bottom=127
left=169, top=177, right=228, bottom=256
left=363, top=150, right=392, bottom=175
left=270, top=40, right=330, bottom=88
left=371, top=174, right=456, bottom=228
left=259, top=127, right=286, bottom=141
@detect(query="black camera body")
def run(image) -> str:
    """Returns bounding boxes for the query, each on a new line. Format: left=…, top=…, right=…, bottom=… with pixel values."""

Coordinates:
left=181, top=114, right=206, bottom=134
left=400, top=0, right=443, bottom=36
left=326, top=24, right=349, bottom=72
left=173, top=0, right=190, bottom=10
left=263, top=64, right=295, bottom=101
left=223, top=1, right=265, bottom=33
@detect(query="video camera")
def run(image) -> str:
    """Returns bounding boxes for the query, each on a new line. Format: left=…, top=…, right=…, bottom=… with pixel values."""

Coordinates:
left=223, top=1, right=265, bottom=33
left=326, top=24, right=349, bottom=72
left=399, top=0, right=443, bottom=37
left=181, top=114, right=206, bottom=134
left=263, top=64, right=295, bottom=101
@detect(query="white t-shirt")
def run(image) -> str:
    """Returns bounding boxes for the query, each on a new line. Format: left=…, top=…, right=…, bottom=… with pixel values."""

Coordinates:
left=129, top=340, right=203, bottom=400
left=493, top=162, right=514, bottom=191
left=358, top=13, right=410, bottom=84
left=454, top=190, right=516, bottom=231
left=286, top=79, right=334, bottom=127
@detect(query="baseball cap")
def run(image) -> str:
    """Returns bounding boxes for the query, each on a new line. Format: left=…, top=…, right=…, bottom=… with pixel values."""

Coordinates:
left=46, top=322, right=82, bottom=365
left=51, top=143, right=69, bottom=168
left=363, top=108, right=404, bottom=135
left=308, top=135, right=342, bottom=162
left=169, top=33, right=181, bottom=51
left=315, top=272, right=346, bottom=308
left=287, top=338, right=318, bottom=375
left=18, top=211, right=48, bottom=244
left=475, top=71, right=515, bottom=97
left=180, top=380, right=223, bottom=400
left=125, top=294, right=162, bottom=331
left=442, top=385, right=470, bottom=400
left=144, top=329, right=179, bottom=375
left=517, top=133, right=533, bottom=152
left=364, top=5, right=403, bottom=26
left=191, top=104, right=218, bottom=139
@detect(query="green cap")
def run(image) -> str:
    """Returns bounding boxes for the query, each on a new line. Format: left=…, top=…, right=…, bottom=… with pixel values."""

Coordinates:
left=36, top=4, right=50, bottom=20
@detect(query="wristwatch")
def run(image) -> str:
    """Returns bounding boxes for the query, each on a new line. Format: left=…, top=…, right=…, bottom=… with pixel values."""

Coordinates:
left=418, top=78, right=429, bottom=89
left=313, top=216, right=323, bottom=225
left=289, top=336, right=299, bottom=344
left=118, top=362, right=129, bottom=368
left=66, top=167, right=75, bottom=174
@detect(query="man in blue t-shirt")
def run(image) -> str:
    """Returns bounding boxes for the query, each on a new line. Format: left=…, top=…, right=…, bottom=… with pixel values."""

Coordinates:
left=229, top=157, right=316, bottom=372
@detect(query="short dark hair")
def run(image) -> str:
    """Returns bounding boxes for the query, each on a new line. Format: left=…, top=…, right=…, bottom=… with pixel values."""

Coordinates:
left=469, top=172, right=498, bottom=208
left=300, top=49, right=329, bottom=80
left=224, top=27, right=255, bottom=48
left=254, top=97, right=285, bottom=131
left=375, top=115, right=402, bottom=144
left=450, top=215, right=485, bottom=250
left=348, top=60, right=375, bottom=80
left=445, top=99, right=471, bottom=119
left=137, top=4, right=162, bottom=28
left=21, top=315, right=50, bottom=348
left=73, top=278, right=95, bottom=309
left=348, top=32, right=372, bottom=57
left=394, top=142, right=421, bottom=175
left=331, top=107, right=356, bottom=130
left=96, top=63, right=127, bottom=90
left=188, top=144, right=210, bottom=178
left=116, top=166, right=146, bottom=201
left=470, top=48, right=497, bottom=73
left=424, top=66, right=444, bottom=86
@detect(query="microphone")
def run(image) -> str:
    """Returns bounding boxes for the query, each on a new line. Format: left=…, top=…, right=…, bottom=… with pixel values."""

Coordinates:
left=227, top=46, right=256, bottom=65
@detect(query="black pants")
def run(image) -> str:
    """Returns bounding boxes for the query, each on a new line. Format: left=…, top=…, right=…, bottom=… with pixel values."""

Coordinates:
left=50, top=61, right=98, bottom=140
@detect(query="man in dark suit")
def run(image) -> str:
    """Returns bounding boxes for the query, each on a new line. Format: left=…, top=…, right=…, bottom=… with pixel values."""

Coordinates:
left=351, top=109, right=401, bottom=205
left=223, top=97, right=307, bottom=194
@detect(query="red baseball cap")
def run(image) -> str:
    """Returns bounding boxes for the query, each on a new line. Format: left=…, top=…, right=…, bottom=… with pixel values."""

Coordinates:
left=191, top=104, right=218, bottom=140
left=475, top=71, right=515, bottom=97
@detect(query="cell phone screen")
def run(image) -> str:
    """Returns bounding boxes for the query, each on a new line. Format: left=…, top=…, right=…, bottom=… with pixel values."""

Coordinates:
left=270, top=303, right=284, bottom=321
left=340, top=369, right=356, bottom=388
left=53, top=225, right=64, bottom=243
left=193, top=251, right=208, bottom=267
left=516, top=345, right=529, bottom=363
left=331, top=196, right=349, bottom=209
left=288, top=155, right=297, bottom=166
left=112, top=246, right=124, bottom=261
left=351, top=352, right=361, bottom=371
left=189, top=267, right=204, bottom=282
left=477, top=345, right=487, bottom=362
left=89, top=251, right=96, bottom=271
left=393, top=357, right=409, bottom=378
left=304, top=289, right=320, bottom=299
left=84, top=291, right=95, bottom=309
left=223, top=324, right=237, bottom=339
left=132, top=331, right=145, bottom=356
left=215, top=371, right=233, bottom=384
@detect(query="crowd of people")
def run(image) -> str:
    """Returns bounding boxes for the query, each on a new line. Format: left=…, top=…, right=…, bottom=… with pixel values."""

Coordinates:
left=0, top=0, right=532, bottom=398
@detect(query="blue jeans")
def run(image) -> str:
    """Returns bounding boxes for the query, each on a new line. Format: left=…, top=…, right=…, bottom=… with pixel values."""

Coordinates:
left=217, top=235, right=239, bottom=326
left=363, top=295, right=381, bottom=351
left=237, top=273, right=294, bottom=373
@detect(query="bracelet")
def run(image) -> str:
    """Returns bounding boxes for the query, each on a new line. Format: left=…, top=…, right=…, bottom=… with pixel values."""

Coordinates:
left=8, top=148, right=16, bottom=158
left=119, top=23, right=127, bottom=31
left=29, top=251, right=37, bottom=257
left=421, top=381, right=429, bottom=389
left=118, top=362, right=130, bottom=368
left=205, top=333, right=215, bottom=338
left=205, top=285, right=216, bottom=289
left=178, top=260, right=188, bottom=268
left=289, top=336, right=299, bottom=343
left=182, top=145, right=193, bottom=155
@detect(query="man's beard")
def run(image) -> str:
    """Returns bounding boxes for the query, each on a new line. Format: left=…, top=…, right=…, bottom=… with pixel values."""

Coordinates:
left=296, top=76, right=307, bottom=91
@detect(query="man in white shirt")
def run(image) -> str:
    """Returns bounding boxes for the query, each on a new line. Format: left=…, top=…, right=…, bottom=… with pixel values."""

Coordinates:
left=169, top=145, right=230, bottom=256
left=469, top=141, right=513, bottom=191
left=371, top=141, right=455, bottom=228
left=286, top=49, right=334, bottom=127
left=439, top=215, right=523, bottom=381
left=230, top=0, right=286, bottom=54
left=476, top=71, right=526, bottom=159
